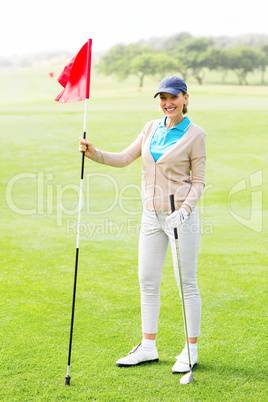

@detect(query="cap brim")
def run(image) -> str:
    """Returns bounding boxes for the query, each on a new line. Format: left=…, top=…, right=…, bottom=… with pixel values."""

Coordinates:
left=154, top=88, right=182, bottom=98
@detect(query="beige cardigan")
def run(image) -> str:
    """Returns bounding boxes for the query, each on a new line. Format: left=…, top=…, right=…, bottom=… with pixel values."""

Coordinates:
left=91, top=119, right=206, bottom=213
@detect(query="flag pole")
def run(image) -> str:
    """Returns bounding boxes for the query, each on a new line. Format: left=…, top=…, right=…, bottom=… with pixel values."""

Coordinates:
left=65, top=39, right=92, bottom=386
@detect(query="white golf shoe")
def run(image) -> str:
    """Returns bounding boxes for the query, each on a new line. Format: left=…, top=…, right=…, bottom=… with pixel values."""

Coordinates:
left=172, top=347, right=198, bottom=373
left=116, top=343, right=159, bottom=367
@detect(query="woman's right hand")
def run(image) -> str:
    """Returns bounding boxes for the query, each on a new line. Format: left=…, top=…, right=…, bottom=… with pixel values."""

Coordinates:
left=79, top=137, right=96, bottom=158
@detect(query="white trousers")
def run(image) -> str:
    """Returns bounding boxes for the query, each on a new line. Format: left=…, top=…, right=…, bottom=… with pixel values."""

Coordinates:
left=138, top=208, right=201, bottom=337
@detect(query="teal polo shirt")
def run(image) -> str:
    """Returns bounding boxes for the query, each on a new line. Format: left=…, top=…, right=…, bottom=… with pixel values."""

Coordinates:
left=150, top=116, right=191, bottom=162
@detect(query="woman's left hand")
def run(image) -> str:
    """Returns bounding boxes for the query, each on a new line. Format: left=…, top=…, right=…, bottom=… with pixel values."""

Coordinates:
left=166, top=208, right=190, bottom=228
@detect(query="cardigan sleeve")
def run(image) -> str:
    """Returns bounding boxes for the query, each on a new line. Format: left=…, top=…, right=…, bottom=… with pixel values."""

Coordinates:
left=181, top=131, right=206, bottom=213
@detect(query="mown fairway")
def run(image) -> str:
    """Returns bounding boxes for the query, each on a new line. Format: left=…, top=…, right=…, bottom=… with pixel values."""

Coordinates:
left=0, top=65, right=267, bottom=401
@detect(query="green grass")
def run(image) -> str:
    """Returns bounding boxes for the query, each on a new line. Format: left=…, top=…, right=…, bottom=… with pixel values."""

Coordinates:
left=0, top=67, right=267, bottom=401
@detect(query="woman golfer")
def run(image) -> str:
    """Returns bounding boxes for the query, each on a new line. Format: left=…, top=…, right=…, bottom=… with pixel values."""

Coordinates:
left=79, top=76, right=206, bottom=374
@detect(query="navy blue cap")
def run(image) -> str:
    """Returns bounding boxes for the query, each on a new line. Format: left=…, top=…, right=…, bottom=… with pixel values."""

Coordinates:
left=154, top=76, right=187, bottom=98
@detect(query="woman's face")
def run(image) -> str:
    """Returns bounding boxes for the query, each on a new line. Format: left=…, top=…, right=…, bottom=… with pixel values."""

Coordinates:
left=159, top=92, right=189, bottom=119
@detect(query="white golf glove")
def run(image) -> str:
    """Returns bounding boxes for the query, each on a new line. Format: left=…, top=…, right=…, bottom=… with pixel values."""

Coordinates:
left=166, top=208, right=190, bottom=228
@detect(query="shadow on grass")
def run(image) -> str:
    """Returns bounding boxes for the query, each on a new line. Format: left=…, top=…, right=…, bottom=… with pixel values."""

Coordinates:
left=195, top=362, right=265, bottom=382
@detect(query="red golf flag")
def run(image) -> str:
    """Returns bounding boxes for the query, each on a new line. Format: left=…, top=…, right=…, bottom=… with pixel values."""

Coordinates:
left=55, top=39, right=92, bottom=103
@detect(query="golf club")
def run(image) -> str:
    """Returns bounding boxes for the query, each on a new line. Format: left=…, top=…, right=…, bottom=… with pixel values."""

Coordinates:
left=169, top=194, right=194, bottom=385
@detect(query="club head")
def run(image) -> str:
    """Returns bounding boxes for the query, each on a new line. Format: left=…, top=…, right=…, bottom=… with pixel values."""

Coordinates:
left=65, top=375, right=71, bottom=385
left=180, top=370, right=194, bottom=384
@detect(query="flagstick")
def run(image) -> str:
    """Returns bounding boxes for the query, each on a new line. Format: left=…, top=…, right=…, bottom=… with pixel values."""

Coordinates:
left=65, top=98, right=88, bottom=386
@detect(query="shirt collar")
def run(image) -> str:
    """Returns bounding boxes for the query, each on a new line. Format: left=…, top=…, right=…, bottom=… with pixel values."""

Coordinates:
left=159, top=116, right=191, bottom=132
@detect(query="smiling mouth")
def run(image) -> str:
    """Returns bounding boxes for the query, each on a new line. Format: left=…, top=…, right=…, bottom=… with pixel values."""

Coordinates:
left=166, top=108, right=176, bottom=112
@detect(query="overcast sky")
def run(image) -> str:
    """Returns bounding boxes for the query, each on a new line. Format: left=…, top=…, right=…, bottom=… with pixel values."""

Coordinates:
left=1, top=0, right=268, bottom=57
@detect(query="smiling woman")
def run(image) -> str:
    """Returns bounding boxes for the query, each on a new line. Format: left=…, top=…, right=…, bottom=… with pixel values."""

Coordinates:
left=155, top=76, right=189, bottom=128
left=159, top=93, right=189, bottom=125
left=79, top=75, right=206, bottom=379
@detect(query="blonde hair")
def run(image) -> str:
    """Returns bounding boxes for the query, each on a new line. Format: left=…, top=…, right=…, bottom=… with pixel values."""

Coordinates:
left=182, top=91, right=188, bottom=115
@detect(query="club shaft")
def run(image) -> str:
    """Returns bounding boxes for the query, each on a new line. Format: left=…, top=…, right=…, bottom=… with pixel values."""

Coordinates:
left=169, top=194, right=192, bottom=371
left=174, top=237, right=191, bottom=370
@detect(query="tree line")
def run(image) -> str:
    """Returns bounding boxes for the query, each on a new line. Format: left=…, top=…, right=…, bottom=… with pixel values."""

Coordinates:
left=97, top=36, right=268, bottom=87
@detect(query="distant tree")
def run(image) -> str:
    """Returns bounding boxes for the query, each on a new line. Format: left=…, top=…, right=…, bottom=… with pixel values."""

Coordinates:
left=97, top=43, right=158, bottom=82
left=98, top=44, right=181, bottom=88
left=212, top=33, right=268, bottom=49
left=137, top=32, right=192, bottom=50
left=168, top=37, right=214, bottom=84
left=226, top=46, right=266, bottom=85
left=161, top=32, right=192, bottom=50
left=205, top=47, right=232, bottom=84
left=130, top=53, right=178, bottom=88
left=259, top=44, right=268, bottom=84
left=260, top=43, right=268, bottom=57
left=97, top=44, right=128, bottom=80
left=97, top=36, right=268, bottom=87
